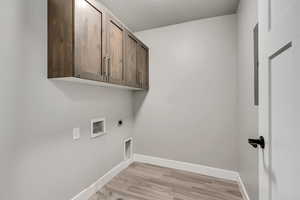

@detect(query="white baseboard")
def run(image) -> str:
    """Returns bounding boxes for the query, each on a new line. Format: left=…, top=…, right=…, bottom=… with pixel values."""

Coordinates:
left=71, top=159, right=133, bottom=200
left=71, top=154, right=250, bottom=200
left=133, top=154, right=239, bottom=181
left=237, top=175, right=250, bottom=200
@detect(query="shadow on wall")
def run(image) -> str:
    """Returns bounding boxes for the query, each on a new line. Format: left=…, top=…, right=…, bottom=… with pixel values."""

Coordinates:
left=133, top=91, right=148, bottom=116
left=51, top=80, right=129, bottom=102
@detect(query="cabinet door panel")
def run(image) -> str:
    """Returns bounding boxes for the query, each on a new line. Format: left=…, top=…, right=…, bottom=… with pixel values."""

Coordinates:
left=48, top=0, right=74, bottom=78
left=125, top=33, right=138, bottom=87
left=107, top=17, right=124, bottom=84
left=74, top=0, right=104, bottom=81
left=137, top=44, right=149, bottom=89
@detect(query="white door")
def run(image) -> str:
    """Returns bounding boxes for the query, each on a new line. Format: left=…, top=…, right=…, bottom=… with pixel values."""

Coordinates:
left=258, top=0, right=300, bottom=200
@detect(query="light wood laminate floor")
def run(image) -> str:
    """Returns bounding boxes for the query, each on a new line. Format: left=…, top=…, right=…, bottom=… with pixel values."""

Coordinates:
left=89, top=162, right=243, bottom=200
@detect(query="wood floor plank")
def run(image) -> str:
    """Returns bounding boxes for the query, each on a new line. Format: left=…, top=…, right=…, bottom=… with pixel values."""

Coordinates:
left=89, top=162, right=243, bottom=200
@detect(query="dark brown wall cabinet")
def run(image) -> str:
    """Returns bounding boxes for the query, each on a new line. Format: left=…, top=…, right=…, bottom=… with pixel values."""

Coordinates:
left=48, top=0, right=149, bottom=90
left=137, top=44, right=149, bottom=89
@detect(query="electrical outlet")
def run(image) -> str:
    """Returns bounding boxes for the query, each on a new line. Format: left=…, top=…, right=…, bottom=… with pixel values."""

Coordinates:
left=73, top=128, right=80, bottom=140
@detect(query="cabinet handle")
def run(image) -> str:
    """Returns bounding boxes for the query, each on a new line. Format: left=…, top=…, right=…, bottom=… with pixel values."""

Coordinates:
left=138, top=72, right=143, bottom=88
left=105, top=57, right=109, bottom=81
left=137, top=71, right=139, bottom=87
left=137, top=72, right=140, bottom=87
left=141, top=73, right=143, bottom=88
left=108, top=57, right=111, bottom=78
left=102, top=56, right=106, bottom=77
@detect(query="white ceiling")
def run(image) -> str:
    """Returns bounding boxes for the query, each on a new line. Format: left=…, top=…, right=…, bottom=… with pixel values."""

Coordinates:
left=97, top=0, right=240, bottom=32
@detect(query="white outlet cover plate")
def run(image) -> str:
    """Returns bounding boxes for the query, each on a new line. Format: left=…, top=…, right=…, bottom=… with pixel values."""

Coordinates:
left=73, top=128, right=80, bottom=140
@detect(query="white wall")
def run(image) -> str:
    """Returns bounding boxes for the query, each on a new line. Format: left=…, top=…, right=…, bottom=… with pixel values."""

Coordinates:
left=134, top=15, right=239, bottom=171
left=237, top=0, right=259, bottom=199
left=0, top=0, right=134, bottom=199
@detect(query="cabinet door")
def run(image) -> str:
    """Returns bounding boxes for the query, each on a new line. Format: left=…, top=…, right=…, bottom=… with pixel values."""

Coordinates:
left=124, top=32, right=138, bottom=87
left=137, top=44, right=149, bottom=89
left=106, top=16, right=125, bottom=85
left=74, top=0, right=106, bottom=81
